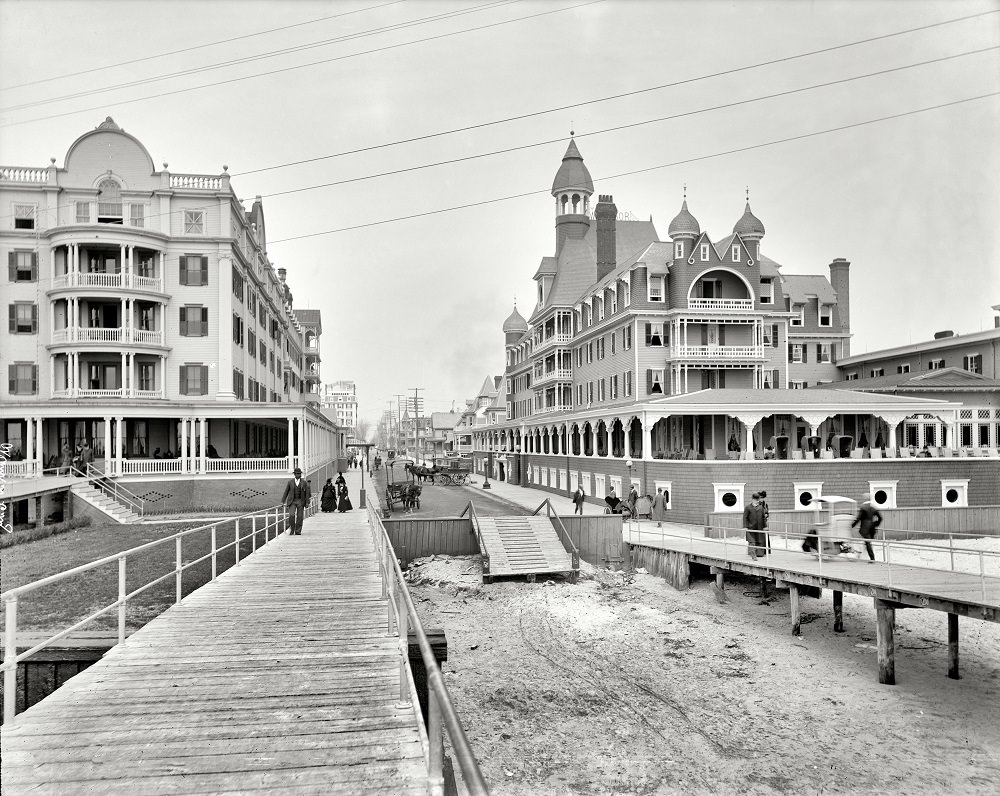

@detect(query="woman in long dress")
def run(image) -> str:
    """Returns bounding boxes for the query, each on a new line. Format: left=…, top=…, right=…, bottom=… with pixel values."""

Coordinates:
left=321, top=479, right=336, bottom=512
left=337, top=483, right=353, bottom=513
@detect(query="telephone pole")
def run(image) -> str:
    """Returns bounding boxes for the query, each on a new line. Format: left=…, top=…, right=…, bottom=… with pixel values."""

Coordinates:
left=410, top=387, right=424, bottom=463
left=393, top=394, right=406, bottom=456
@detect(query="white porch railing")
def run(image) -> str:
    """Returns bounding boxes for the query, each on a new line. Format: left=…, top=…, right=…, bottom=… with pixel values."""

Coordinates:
left=133, top=388, right=164, bottom=400
left=673, top=344, right=764, bottom=359
left=79, top=272, right=123, bottom=288
left=50, top=272, right=163, bottom=292
left=533, top=333, right=572, bottom=353
left=533, top=368, right=573, bottom=386
left=118, top=459, right=183, bottom=475
left=50, top=327, right=164, bottom=345
left=686, top=298, right=754, bottom=311
left=132, top=275, right=161, bottom=291
left=204, top=457, right=290, bottom=473
left=170, top=174, right=222, bottom=189
left=131, top=329, right=163, bottom=345
left=1, top=166, right=47, bottom=183
left=1, top=460, right=39, bottom=479
left=533, top=404, right=573, bottom=415
left=78, top=327, right=123, bottom=343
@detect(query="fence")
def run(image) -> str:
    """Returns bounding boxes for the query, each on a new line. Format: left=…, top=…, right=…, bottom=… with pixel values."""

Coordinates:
left=1, top=502, right=297, bottom=723
left=383, top=517, right=478, bottom=566
left=556, top=515, right=626, bottom=567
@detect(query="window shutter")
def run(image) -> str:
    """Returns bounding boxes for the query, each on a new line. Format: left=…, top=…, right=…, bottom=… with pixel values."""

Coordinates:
left=8, top=305, right=15, bottom=333
left=719, top=325, right=726, bottom=345
left=771, top=324, right=778, bottom=348
left=30, top=304, right=37, bottom=332
left=179, top=256, right=188, bottom=285
left=179, top=365, right=189, bottom=394
left=199, top=365, right=208, bottom=395
left=8, top=364, right=14, bottom=393
left=787, top=342, right=793, bottom=361
left=832, top=344, right=838, bottom=364
left=198, top=256, right=207, bottom=285
left=646, top=369, right=653, bottom=394
left=30, top=252, right=38, bottom=280
left=701, top=326, right=708, bottom=345
left=802, top=381, right=809, bottom=389
left=179, top=307, right=187, bottom=335
left=802, top=345, right=808, bottom=363
left=773, top=369, right=780, bottom=388
left=7, top=252, right=15, bottom=281
left=645, top=323, right=651, bottom=345
left=31, top=365, right=38, bottom=393
left=200, top=307, right=208, bottom=336
left=719, top=371, right=726, bottom=388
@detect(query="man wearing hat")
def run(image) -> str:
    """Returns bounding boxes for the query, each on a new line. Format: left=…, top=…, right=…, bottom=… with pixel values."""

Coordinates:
left=743, top=492, right=767, bottom=560
left=851, top=492, right=882, bottom=561
left=281, top=467, right=311, bottom=535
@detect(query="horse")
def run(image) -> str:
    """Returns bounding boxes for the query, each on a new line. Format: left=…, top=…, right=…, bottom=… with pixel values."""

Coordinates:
left=401, top=483, right=422, bottom=510
left=406, top=463, right=441, bottom=484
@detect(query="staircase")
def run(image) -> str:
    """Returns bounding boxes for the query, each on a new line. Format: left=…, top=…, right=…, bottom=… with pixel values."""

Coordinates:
left=477, top=516, right=574, bottom=580
left=71, top=482, right=143, bottom=524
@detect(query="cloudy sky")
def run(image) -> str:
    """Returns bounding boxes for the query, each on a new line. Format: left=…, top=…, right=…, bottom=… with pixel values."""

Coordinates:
left=2, top=0, right=998, bottom=427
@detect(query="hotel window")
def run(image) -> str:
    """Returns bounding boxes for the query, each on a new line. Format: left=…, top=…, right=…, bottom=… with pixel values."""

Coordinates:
left=611, top=374, right=619, bottom=399
left=649, top=275, right=664, bottom=302
left=14, top=204, right=35, bottom=230
left=762, top=368, right=780, bottom=389
left=8, top=363, right=38, bottom=394
left=129, top=204, right=145, bottom=228
left=790, top=344, right=804, bottom=363
left=97, top=180, right=122, bottom=223
left=587, top=382, right=594, bottom=404
left=790, top=304, right=804, bottom=326
left=789, top=381, right=804, bottom=390
left=179, top=306, right=208, bottom=336
left=870, top=368, right=885, bottom=378
left=232, top=313, right=244, bottom=347
left=623, top=325, right=632, bottom=350
left=260, top=341, right=267, bottom=363
left=648, top=368, right=664, bottom=394
left=598, top=379, right=605, bottom=401
left=184, top=210, right=205, bottom=234
left=611, top=332, right=616, bottom=355
left=817, top=344, right=832, bottom=364
left=248, top=329, right=257, bottom=354
left=180, top=255, right=208, bottom=286
left=597, top=298, right=604, bottom=321
left=819, top=304, right=832, bottom=327
left=963, top=354, right=982, bottom=374
left=9, top=250, right=37, bottom=282
left=625, top=370, right=632, bottom=397
left=760, top=278, right=773, bottom=304
left=597, top=337, right=605, bottom=360
left=897, top=363, right=910, bottom=374
left=138, top=362, right=155, bottom=391
left=928, top=359, right=945, bottom=370
left=575, top=346, right=582, bottom=367
left=76, top=202, right=91, bottom=223
left=587, top=342, right=593, bottom=363
left=247, top=291, right=257, bottom=315
left=700, top=243, right=709, bottom=261
left=674, top=242, right=683, bottom=259
left=610, top=291, right=617, bottom=315
left=9, top=302, right=37, bottom=334
left=577, top=384, right=583, bottom=405
left=732, top=244, right=741, bottom=262
left=623, top=282, right=630, bottom=307
left=645, top=322, right=665, bottom=346
left=846, top=372, right=858, bottom=381
left=232, top=267, right=245, bottom=302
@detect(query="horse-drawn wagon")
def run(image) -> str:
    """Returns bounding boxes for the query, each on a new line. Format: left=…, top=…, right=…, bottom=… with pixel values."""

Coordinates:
left=383, top=457, right=421, bottom=513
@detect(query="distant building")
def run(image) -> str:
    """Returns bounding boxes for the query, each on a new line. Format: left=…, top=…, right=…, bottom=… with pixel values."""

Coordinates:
left=320, top=380, right=358, bottom=433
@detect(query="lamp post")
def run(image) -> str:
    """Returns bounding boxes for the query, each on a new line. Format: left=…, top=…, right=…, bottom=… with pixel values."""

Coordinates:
left=483, top=450, right=492, bottom=489
left=625, top=458, right=634, bottom=532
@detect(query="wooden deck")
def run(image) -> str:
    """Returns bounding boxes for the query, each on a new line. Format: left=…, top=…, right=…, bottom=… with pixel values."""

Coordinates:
left=478, top=516, right=573, bottom=579
left=1, top=510, right=429, bottom=795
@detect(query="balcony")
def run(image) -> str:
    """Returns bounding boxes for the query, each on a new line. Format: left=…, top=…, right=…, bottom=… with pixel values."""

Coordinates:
left=686, top=298, right=754, bottom=312
left=533, top=403, right=573, bottom=415
left=52, top=387, right=165, bottom=399
left=533, top=332, right=572, bottom=355
left=51, top=272, right=163, bottom=292
left=533, top=368, right=573, bottom=387
left=50, top=327, right=165, bottom=346
left=672, top=344, right=764, bottom=360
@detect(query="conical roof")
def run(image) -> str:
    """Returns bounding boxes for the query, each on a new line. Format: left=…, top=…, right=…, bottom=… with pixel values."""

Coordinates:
left=502, top=304, right=529, bottom=334
left=733, top=201, right=765, bottom=237
left=551, top=139, right=594, bottom=195
left=667, top=200, right=700, bottom=238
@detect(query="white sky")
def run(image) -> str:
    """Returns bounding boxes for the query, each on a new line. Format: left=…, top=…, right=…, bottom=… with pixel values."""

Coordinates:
left=2, top=0, right=998, bottom=427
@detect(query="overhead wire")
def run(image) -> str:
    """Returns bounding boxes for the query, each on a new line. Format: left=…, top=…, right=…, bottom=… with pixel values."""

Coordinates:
left=1, top=0, right=523, bottom=112
left=264, top=92, right=1000, bottom=244
left=0, top=0, right=606, bottom=127
left=0, top=0, right=408, bottom=92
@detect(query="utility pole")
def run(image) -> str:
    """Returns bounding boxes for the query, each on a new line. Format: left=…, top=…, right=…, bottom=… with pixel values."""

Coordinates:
left=410, top=387, right=424, bottom=463
left=393, top=394, right=406, bottom=456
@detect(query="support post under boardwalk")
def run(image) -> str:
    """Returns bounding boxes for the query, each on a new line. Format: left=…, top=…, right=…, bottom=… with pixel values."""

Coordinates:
left=875, top=599, right=896, bottom=686
left=833, top=590, right=844, bottom=633
left=948, top=613, right=960, bottom=680
left=790, top=585, right=801, bottom=636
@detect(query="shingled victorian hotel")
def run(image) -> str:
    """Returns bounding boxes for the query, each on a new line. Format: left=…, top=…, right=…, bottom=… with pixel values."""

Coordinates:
left=471, top=141, right=997, bottom=522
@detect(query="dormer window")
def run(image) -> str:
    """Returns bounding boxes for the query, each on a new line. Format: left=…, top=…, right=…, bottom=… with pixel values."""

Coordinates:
left=538, top=282, right=544, bottom=306
left=14, top=204, right=36, bottom=230
left=790, top=304, right=804, bottom=327
left=700, top=243, right=709, bottom=261
left=597, top=297, right=604, bottom=321
left=97, top=179, right=123, bottom=224
left=760, top=278, right=773, bottom=304
left=610, top=291, right=617, bottom=314
left=674, top=242, right=683, bottom=258
left=623, top=282, right=631, bottom=307
left=732, top=245, right=741, bottom=262
left=649, top=276, right=664, bottom=302
left=819, top=304, right=832, bottom=327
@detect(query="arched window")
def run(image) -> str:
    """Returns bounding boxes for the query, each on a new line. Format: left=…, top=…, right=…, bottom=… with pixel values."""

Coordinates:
left=560, top=194, right=569, bottom=214
left=98, top=179, right=123, bottom=223
left=572, top=194, right=580, bottom=213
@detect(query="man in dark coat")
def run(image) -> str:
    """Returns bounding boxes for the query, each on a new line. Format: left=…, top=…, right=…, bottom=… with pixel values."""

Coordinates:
left=281, top=467, right=311, bottom=535
left=851, top=492, right=882, bottom=561
left=743, top=492, right=768, bottom=559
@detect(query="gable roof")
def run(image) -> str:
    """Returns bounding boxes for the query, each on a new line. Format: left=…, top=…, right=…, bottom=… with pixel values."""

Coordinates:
left=431, top=412, right=463, bottom=429
left=817, top=367, right=1000, bottom=393
left=781, top=274, right=837, bottom=304
left=533, top=256, right=557, bottom=279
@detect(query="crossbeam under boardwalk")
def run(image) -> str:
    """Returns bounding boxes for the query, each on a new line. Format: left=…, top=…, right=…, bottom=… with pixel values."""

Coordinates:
left=1, top=511, right=428, bottom=795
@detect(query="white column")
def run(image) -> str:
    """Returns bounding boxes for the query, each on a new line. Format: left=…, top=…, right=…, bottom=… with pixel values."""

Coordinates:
left=179, top=418, right=188, bottom=473
left=26, top=414, right=35, bottom=467
left=159, top=355, right=166, bottom=397
left=120, top=244, right=126, bottom=282
left=49, top=355, right=55, bottom=397
left=288, top=417, right=295, bottom=472
left=121, top=351, right=127, bottom=394
left=216, top=254, right=236, bottom=401
left=103, top=417, right=111, bottom=473
left=115, top=417, right=124, bottom=477
left=199, top=417, right=207, bottom=473
left=34, top=418, right=43, bottom=473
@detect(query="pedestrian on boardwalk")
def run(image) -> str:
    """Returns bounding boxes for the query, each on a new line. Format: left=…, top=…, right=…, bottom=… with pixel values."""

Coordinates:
left=652, top=487, right=667, bottom=527
left=320, top=478, right=337, bottom=512
left=572, top=485, right=585, bottom=515
left=627, top=484, right=639, bottom=516
left=59, top=441, right=73, bottom=475
left=335, top=471, right=346, bottom=488
left=851, top=492, right=882, bottom=562
left=743, top=492, right=767, bottom=560
left=281, top=467, right=311, bottom=535
left=337, top=483, right=353, bottom=513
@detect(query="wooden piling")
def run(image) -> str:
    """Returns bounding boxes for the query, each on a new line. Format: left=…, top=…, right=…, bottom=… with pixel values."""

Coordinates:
left=833, top=590, right=844, bottom=633
left=664, top=551, right=689, bottom=591
left=948, top=613, right=960, bottom=680
left=790, top=585, right=801, bottom=636
left=875, top=599, right=896, bottom=685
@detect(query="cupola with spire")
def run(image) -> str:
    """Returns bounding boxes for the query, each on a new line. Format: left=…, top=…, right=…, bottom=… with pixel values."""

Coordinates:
left=667, top=187, right=700, bottom=259
left=503, top=302, right=529, bottom=346
left=733, top=191, right=765, bottom=257
left=551, top=137, right=593, bottom=254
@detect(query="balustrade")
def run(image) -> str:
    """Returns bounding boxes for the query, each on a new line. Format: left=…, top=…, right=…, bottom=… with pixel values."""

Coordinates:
left=673, top=344, right=763, bottom=359
left=169, top=174, right=222, bottom=190
left=686, top=298, right=754, bottom=311
left=49, top=272, right=163, bottom=292
left=0, top=166, right=47, bottom=183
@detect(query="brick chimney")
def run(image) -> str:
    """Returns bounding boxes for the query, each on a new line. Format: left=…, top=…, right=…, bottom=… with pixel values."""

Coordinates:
left=829, top=258, right=851, bottom=357
left=595, top=195, right=617, bottom=282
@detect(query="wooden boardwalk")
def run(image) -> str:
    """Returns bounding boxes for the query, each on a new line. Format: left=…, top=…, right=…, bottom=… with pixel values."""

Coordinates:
left=1, top=510, right=429, bottom=795
left=478, top=516, right=573, bottom=579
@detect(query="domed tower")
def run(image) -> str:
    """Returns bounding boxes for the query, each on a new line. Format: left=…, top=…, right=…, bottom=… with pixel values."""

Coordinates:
left=503, top=303, right=529, bottom=347
left=667, top=194, right=700, bottom=260
left=552, top=138, right=594, bottom=255
left=733, top=199, right=765, bottom=258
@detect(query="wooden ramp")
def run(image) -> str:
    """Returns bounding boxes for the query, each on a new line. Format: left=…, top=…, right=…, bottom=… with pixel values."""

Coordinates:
left=478, top=515, right=573, bottom=578
left=1, top=511, right=428, bottom=795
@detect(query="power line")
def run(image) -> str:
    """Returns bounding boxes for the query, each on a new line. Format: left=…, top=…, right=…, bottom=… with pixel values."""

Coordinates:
left=2, top=0, right=522, bottom=112
left=266, top=92, right=1000, bottom=244
left=230, top=9, right=1000, bottom=178
left=0, top=0, right=606, bottom=128
left=0, top=0, right=407, bottom=92
left=254, top=47, right=997, bottom=200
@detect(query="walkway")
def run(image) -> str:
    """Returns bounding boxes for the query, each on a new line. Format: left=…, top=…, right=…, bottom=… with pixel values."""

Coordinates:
left=1, top=485, right=428, bottom=795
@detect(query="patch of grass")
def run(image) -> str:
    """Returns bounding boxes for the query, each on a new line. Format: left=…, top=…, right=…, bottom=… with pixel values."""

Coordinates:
left=0, top=516, right=280, bottom=633
left=0, top=517, right=92, bottom=549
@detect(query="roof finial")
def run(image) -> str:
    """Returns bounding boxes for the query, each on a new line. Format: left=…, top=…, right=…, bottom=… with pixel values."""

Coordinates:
left=570, top=121, right=574, bottom=137
left=683, top=183, right=687, bottom=201
left=746, top=185, right=750, bottom=202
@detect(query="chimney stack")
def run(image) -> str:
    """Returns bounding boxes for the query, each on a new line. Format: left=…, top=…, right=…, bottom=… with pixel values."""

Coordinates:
left=828, top=258, right=851, bottom=357
left=595, top=194, right=617, bottom=283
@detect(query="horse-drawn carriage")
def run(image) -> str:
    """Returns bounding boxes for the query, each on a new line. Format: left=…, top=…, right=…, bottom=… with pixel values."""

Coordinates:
left=383, top=457, right=422, bottom=513
left=405, top=456, right=473, bottom=486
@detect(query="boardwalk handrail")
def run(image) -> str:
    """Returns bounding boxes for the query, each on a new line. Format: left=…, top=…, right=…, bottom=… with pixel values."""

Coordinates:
left=83, top=463, right=146, bottom=517
left=366, top=501, right=488, bottom=796
left=1, top=501, right=299, bottom=723
left=532, top=499, right=581, bottom=572
left=459, top=501, right=490, bottom=576
left=704, top=509, right=999, bottom=540
left=640, top=521, right=998, bottom=603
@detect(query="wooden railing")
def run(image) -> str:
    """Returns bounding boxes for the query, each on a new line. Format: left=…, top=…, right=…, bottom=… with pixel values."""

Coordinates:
left=366, top=501, right=488, bottom=796
left=1, top=502, right=295, bottom=723
left=460, top=501, right=489, bottom=578
left=532, top=499, right=580, bottom=575
left=84, top=463, right=145, bottom=517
